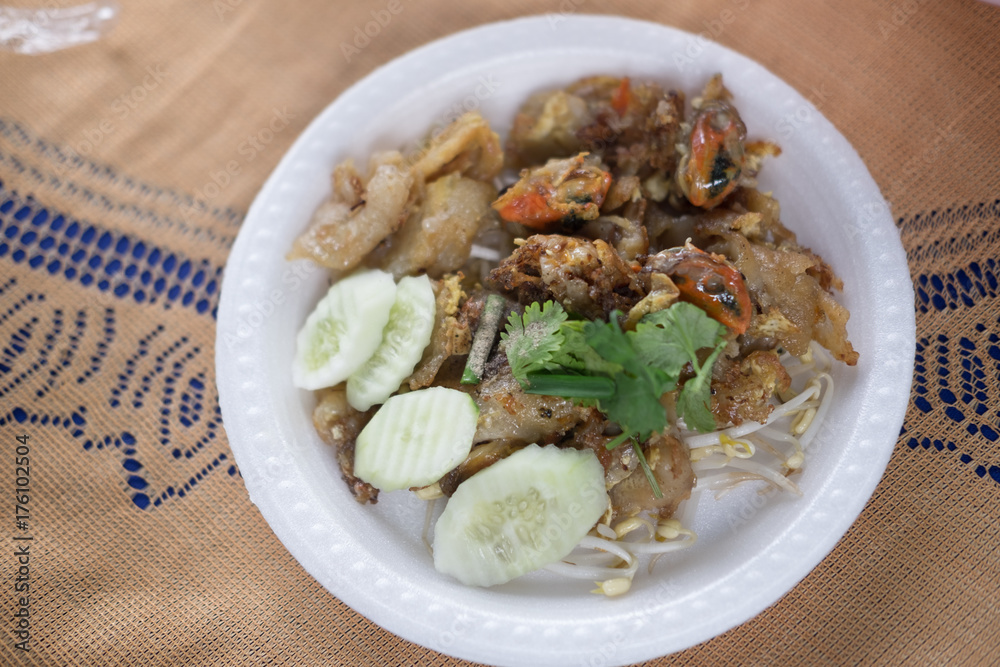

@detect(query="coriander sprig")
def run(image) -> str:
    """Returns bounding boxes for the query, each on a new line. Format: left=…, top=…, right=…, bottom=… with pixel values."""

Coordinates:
left=503, top=300, right=727, bottom=438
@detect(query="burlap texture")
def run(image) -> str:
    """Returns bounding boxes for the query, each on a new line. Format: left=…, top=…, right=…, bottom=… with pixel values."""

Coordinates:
left=0, top=0, right=998, bottom=664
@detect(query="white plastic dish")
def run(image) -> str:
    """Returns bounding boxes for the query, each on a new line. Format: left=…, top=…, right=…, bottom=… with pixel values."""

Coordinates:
left=216, top=15, right=914, bottom=666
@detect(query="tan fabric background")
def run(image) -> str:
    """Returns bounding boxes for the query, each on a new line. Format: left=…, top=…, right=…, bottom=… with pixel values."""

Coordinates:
left=0, top=0, right=998, bottom=664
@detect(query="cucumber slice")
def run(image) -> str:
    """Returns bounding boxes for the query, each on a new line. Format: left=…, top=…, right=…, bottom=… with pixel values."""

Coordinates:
left=354, top=387, right=478, bottom=491
left=433, top=443, right=607, bottom=587
left=347, top=274, right=437, bottom=411
left=292, top=269, right=397, bottom=390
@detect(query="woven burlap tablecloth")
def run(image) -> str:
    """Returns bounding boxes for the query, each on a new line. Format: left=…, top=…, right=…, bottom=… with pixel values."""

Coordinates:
left=1, top=0, right=998, bottom=664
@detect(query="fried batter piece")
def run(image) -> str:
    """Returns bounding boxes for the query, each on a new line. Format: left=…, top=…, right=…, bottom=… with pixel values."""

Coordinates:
left=380, top=172, right=496, bottom=279
left=711, top=350, right=792, bottom=426
left=487, top=234, right=645, bottom=320
left=507, top=77, right=685, bottom=185
left=695, top=202, right=859, bottom=365
left=312, top=387, right=378, bottom=504
left=436, top=354, right=592, bottom=496
left=411, top=111, right=504, bottom=183
left=471, top=355, right=590, bottom=445
left=728, top=188, right=845, bottom=294
left=287, top=153, right=414, bottom=273
left=609, top=433, right=695, bottom=521
left=600, top=174, right=642, bottom=212
left=492, top=153, right=611, bottom=230
left=505, top=90, right=593, bottom=167
left=568, top=411, right=639, bottom=489
left=407, top=274, right=472, bottom=389
left=573, top=76, right=685, bottom=179
left=674, top=75, right=780, bottom=210
left=578, top=214, right=649, bottom=261
left=643, top=244, right=753, bottom=335
left=624, top=272, right=680, bottom=329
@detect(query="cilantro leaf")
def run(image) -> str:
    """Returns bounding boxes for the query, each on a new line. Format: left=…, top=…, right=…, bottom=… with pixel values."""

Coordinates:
left=639, top=302, right=728, bottom=433
left=599, top=371, right=668, bottom=440
left=495, top=298, right=733, bottom=497
left=628, top=322, right=688, bottom=380
left=640, top=302, right=726, bottom=370
left=501, top=299, right=727, bottom=437
left=676, top=338, right=726, bottom=432
left=501, top=301, right=568, bottom=384
left=582, top=317, right=636, bottom=367
left=549, top=320, right=622, bottom=376
left=583, top=315, right=671, bottom=439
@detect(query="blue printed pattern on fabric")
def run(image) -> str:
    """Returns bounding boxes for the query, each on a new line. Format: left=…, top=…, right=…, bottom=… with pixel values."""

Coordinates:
left=914, top=260, right=998, bottom=313
left=908, top=322, right=1000, bottom=485
left=0, top=180, right=237, bottom=510
left=0, top=179, right=223, bottom=317
left=901, top=199, right=1000, bottom=487
left=0, top=279, right=239, bottom=509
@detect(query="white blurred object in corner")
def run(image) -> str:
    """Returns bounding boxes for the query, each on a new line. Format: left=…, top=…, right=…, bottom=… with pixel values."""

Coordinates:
left=0, top=1, right=119, bottom=54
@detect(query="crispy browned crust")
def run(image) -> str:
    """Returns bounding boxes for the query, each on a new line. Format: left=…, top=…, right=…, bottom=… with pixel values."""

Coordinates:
left=487, top=234, right=645, bottom=320
left=711, top=350, right=793, bottom=427
left=407, top=274, right=472, bottom=389
left=312, top=388, right=378, bottom=504
left=609, top=433, right=695, bottom=522
left=572, top=79, right=684, bottom=178
left=471, top=356, right=590, bottom=446
left=695, top=202, right=859, bottom=366
left=307, top=76, right=859, bottom=518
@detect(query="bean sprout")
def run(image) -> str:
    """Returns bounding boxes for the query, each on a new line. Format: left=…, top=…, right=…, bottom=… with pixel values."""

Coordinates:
left=545, top=341, right=834, bottom=596
left=421, top=497, right=437, bottom=555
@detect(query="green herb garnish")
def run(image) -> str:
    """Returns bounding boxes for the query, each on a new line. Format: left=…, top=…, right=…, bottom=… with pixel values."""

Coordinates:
left=499, top=300, right=567, bottom=380
left=503, top=300, right=727, bottom=438
left=633, top=302, right=728, bottom=433
left=629, top=437, right=663, bottom=499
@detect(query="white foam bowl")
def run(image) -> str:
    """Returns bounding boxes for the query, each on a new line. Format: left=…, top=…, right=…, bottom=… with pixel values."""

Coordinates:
left=216, top=15, right=914, bottom=666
